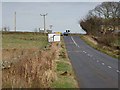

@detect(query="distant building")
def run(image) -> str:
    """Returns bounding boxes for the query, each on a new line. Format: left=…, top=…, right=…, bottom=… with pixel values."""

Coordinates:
left=46, top=29, right=52, bottom=33
left=39, top=28, right=52, bottom=33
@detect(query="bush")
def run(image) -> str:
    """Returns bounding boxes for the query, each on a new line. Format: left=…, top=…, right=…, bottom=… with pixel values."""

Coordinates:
left=97, top=34, right=116, bottom=47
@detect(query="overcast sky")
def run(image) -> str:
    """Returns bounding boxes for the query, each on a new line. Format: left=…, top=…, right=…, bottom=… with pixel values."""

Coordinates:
left=1, top=0, right=119, bottom=33
left=1, top=0, right=120, bottom=2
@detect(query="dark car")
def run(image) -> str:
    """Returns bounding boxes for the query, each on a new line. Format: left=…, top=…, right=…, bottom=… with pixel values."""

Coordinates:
left=63, top=32, right=68, bottom=36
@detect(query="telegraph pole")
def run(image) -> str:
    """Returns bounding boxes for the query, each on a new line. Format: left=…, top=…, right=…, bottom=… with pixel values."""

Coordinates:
left=40, top=13, right=48, bottom=33
left=49, top=25, right=53, bottom=30
left=14, top=11, right=16, bottom=32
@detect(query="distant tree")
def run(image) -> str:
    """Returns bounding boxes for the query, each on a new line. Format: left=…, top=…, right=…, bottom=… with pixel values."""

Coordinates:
left=2, top=26, right=10, bottom=32
left=4, top=27, right=7, bottom=31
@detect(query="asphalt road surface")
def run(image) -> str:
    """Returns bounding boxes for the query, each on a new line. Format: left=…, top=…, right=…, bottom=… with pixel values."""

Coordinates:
left=64, top=36, right=119, bottom=88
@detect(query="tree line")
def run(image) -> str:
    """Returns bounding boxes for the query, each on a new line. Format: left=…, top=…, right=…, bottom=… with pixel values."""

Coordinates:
left=80, top=2, right=120, bottom=36
left=79, top=2, right=120, bottom=48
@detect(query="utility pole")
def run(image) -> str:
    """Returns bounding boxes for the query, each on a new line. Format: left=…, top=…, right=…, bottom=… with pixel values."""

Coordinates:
left=49, top=25, right=53, bottom=30
left=14, top=11, right=16, bottom=32
left=40, top=13, right=48, bottom=33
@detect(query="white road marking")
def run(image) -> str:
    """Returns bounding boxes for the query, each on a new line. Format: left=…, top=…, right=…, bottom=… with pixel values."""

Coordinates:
left=89, top=55, right=93, bottom=57
left=71, top=36, right=79, bottom=47
left=116, top=70, right=120, bottom=73
left=83, top=51, right=85, bottom=53
left=108, top=66, right=112, bottom=68
left=70, top=36, right=116, bottom=72
left=87, top=54, right=93, bottom=58
left=102, top=63, right=105, bottom=65
left=83, top=51, right=87, bottom=53
left=97, top=60, right=99, bottom=62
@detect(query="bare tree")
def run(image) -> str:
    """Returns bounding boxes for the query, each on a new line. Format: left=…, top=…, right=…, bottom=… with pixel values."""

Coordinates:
left=93, top=2, right=120, bottom=19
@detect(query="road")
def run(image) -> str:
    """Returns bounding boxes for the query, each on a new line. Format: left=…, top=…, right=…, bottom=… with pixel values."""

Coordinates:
left=64, top=36, right=119, bottom=88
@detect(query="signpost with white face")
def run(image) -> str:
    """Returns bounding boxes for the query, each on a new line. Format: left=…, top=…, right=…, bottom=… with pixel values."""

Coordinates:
left=48, top=33, right=60, bottom=42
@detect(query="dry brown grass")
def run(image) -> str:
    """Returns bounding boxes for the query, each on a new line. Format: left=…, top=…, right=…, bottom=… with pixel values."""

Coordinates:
left=83, top=35, right=98, bottom=45
left=2, top=43, right=58, bottom=88
left=80, top=35, right=119, bottom=59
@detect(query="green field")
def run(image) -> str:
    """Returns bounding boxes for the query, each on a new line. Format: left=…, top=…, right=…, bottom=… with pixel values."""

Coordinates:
left=2, top=32, right=48, bottom=49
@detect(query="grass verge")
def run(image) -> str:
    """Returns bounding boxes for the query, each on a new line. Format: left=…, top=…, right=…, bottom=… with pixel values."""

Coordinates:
left=51, top=37, right=79, bottom=88
left=80, top=35, right=119, bottom=59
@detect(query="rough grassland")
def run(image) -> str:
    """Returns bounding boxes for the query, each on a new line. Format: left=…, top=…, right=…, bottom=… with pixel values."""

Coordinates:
left=2, top=32, right=48, bottom=49
left=2, top=32, right=78, bottom=88
left=2, top=32, right=57, bottom=88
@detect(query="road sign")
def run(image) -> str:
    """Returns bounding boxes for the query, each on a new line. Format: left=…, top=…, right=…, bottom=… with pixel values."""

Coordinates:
left=55, top=32, right=61, bottom=35
left=48, top=33, right=60, bottom=42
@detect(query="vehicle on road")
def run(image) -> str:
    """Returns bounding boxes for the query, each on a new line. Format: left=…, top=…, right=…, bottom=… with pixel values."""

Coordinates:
left=63, top=29, right=70, bottom=36
left=63, top=32, right=69, bottom=36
